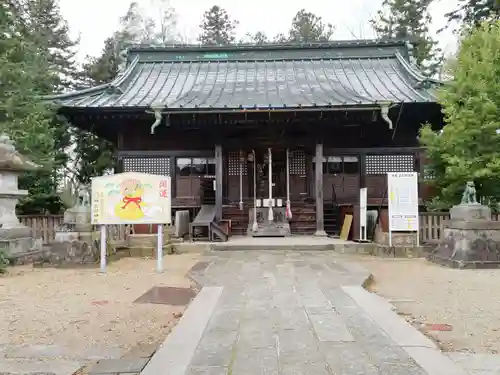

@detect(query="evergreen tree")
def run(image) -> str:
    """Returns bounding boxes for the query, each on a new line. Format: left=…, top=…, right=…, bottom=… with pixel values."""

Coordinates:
left=24, top=0, right=79, bottom=200
left=0, top=0, right=62, bottom=213
left=420, top=21, right=500, bottom=209
left=25, top=0, right=79, bottom=92
left=370, top=0, right=442, bottom=76
left=151, top=0, right=179, bottom=44
left=119, top=0, right=181, bottom=45
left=445, top=0, right=500, bottom=28
left=74, top=37, right=122, bottom=186
left=287, top=9, right=334, bottom=43
left=242, top=31, right=269, bottom=44
left=242, top=10, right=335, bottom=45
left=119, top=1, right=156, bottom=44
left=198, top=5, right=238, bottom=45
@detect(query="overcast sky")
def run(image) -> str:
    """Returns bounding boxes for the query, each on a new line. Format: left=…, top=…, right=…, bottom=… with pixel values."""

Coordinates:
left=59, top=0, right=459, bottom=63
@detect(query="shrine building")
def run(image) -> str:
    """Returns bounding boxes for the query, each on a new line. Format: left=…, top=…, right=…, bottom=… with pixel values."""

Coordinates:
left=47, top=40, right=443, bottom=241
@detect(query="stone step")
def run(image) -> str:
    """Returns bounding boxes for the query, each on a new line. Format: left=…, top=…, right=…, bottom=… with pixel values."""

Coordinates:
left=0, top=358, right=82, bottom=375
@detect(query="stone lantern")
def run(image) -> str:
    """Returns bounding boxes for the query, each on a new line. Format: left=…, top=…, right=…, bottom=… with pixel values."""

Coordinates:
left=0, top=134, right=40, bottom=255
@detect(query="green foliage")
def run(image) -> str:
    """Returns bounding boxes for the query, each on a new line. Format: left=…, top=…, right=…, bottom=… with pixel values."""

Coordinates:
left=371, top=0, right=442, bottom=76
left=445, top=0, right=500, bottom=28
left=420, top=21, right=500, bottom=209
left=198, top=5, right=238, bottom=45
left=17, top=193, right=65, bottom=215
left=73, top=130, right=116, bottom=186
left=0, top=0, right=79, bottom=215
left=287, top=9, right=334, bottom=43
left=242, top=31, right=269, bottom=45
left=243, top=10, right=334, bottom=44
left=119, top=0, right=181, bottom=45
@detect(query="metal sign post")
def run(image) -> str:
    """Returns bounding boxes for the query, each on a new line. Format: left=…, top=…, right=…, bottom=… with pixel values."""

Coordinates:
left=157, top=224, right=163, bottom=273
left=359, top=187, right=368, bottom=241
left=100, top=225, right=107, bottom=273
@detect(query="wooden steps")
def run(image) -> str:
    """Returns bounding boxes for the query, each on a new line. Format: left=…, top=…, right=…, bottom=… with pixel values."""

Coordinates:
left=223, top=201, right=316, bottom=236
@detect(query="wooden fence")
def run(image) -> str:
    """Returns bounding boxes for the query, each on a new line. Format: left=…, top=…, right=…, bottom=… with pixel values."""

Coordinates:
left=18, top=212, right=499, bottom=245
left=419, top=212, right=449, bottom=244
left=18, top=215, right=129, bottom=245
left=419, top=211, right=500, bottom=244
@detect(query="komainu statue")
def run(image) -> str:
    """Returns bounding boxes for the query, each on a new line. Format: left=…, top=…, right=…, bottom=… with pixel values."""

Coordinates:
left=461, top=181, right=478, bottom=205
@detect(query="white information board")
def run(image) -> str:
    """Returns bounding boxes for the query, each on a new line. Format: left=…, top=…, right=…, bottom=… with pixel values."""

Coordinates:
left=359, top=187, right=367, bottom=241
left=91, top=172, right=172, bottom=225
left=387, top=172, right=419, bottom=232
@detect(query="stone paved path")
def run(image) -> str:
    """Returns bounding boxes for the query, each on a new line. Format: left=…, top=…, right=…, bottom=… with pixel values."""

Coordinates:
left=184, top=251, right=431, bottom=375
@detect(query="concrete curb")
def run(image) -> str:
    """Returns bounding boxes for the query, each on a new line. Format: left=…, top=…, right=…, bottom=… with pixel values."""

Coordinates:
left=342, top=278, right=469, bottom=375
left=140, top=286, right=223, bottom=375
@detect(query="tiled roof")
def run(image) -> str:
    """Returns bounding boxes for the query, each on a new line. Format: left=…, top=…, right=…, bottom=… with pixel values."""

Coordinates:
left=48, top=41, right=441, bottom=111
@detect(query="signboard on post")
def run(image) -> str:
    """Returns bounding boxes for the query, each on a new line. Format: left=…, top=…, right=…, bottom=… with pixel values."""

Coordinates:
left=91, top=172, right=172, bottom=225
left=91, top=172, right=172, bottom=274
left=387, top=172, right=419, bottom=246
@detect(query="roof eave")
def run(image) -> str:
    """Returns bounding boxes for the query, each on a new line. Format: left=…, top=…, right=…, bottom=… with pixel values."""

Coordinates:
left=394, top=52, right=444, bottom=86
left=42, top=56, right=140, bottom=102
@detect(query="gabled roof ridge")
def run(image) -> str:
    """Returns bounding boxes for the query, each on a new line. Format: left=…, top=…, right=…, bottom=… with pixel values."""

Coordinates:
left=135, top=55, right=402, bottom=64
left=126, top=38, right=414, bottom=53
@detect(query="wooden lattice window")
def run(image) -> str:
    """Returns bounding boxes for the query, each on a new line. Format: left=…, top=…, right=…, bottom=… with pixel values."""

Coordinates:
left=122, top=157, right=171, bottom=176
left=365, top=154, right=414, bottom=175
left=228, top=152, right=247, bottom=176
left=290, top=150, right=306, bottom=175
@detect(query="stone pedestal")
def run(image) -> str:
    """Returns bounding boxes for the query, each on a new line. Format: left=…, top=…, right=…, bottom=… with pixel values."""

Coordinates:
left=39, top=190, right=102, bottom=268
left=0, top=134, right=41, bottom=259
left=428, top=204, right=500, bottom=268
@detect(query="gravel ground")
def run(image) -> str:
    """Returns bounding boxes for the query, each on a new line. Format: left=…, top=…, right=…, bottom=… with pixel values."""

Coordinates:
left=0, top=254, right=200, bottom=360
left=347, top=256, right=500, bottom=354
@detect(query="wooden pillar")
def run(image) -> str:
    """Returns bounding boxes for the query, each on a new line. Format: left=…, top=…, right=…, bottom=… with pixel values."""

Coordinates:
left=359, top=152, right=366, bottom=189
left=353, top=152, right=366, bottom=241
left=314, top=143, right=327, bottom=237
left=215, top=144, right=223, bottom=222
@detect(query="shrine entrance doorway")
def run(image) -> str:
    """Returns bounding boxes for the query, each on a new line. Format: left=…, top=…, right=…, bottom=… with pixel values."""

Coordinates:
left=249, top=148, right=291, bottom=237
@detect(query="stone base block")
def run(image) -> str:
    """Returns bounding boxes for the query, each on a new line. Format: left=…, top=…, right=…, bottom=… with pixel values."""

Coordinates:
left=0, top=236, right=41, bottom=256
left=374, top=231, right=419, bottom=246
left=450, top=204, right=491, bottom=221
left=37, top=240, right=100, bottom=268
left=427, top=253, right=500, bottom=269
left=428, top=226, right=500, bottom=268
left=8, top=249, right=45, bottom=265
left=54, top=231, right=80, bottom=242
left=0, top=226, right=32, bottom=240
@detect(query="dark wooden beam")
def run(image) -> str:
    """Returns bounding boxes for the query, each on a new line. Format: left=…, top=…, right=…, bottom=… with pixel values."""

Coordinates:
left=314, top=143, right=327, bottom=237
left=215, top=144, right=223, bottom=222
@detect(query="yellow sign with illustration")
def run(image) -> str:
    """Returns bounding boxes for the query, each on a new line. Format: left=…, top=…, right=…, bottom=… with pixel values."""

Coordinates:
left=91, top=172, right=172, bottom=225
